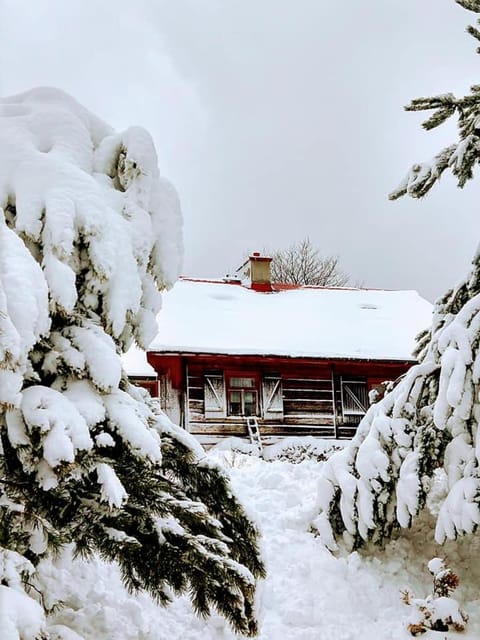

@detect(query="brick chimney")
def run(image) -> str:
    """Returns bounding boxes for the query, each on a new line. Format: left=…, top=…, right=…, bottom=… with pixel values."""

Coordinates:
left=249, top=252, right=273, bottom=292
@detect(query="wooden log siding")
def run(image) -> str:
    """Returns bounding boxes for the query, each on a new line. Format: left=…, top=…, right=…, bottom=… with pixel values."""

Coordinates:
left=187, top=370, right=205, bottom=420
left=282, top=377, right=334, bottom=418
left=148, top=353, right=414, bottom=438
left=186, top=372, right=363, bottom=434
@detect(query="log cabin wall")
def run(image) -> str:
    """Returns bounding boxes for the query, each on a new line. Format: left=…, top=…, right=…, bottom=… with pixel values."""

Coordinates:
left=148, top=354, right=412, bottom=439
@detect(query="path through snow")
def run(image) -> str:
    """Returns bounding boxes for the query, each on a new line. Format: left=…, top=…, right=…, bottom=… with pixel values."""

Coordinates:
left=42, top=452, right=480, bottom=639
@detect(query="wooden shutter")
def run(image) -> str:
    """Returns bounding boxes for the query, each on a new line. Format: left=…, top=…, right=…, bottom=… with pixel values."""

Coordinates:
left=262, top=376, right=284, bottom=419
left=204, top=373, right=226, bottom=418
left=341, top=379, right=368, bottom=417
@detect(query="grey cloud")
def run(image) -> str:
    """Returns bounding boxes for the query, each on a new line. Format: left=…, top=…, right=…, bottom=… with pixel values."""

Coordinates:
left=1, top=0, right=478, bottom=301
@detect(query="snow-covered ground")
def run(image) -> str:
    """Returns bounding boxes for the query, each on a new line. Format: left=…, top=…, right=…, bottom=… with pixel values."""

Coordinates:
left=36, top=446, right=480, bottom=640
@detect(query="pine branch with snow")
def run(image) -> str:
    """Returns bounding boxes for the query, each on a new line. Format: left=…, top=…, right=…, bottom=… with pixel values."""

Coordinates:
left=0, top=88, right=264, bottom=638
left=389, top=5, right=480, bottom=200
left=313, top=1, right=480, bottom=553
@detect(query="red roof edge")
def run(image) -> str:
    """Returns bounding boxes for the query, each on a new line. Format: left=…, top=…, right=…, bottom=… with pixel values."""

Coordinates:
left=177, top=276, right=399, bottom=293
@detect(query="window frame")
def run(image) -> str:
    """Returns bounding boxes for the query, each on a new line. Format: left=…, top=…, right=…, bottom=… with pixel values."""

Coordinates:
left=225, top=371, right=260, bottom=417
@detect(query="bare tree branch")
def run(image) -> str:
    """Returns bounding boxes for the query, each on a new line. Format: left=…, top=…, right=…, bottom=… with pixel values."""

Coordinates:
left=269, top=238, right=350, bottom=287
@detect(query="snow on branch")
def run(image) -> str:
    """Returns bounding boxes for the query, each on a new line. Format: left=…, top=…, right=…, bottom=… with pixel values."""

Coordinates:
left=0, top=88, right=264, bottom=638
left=455, top=0, right=480, bottom=13
left=313, top=233, right=480, bottom=551
left=390, top=4, right=480, bottom=200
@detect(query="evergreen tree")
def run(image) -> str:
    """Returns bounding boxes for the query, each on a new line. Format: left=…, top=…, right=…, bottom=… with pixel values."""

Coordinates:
left=314, top=1, right=480, bottom=551
left=0, top=88, right=264, bottom=638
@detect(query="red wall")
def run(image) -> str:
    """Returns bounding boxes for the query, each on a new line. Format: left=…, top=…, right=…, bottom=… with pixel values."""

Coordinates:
left=148, top=352, right=413, bottom=390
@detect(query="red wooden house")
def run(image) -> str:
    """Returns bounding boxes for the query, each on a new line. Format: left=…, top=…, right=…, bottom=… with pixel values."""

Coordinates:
left=123, top=254, right=432, bottom=441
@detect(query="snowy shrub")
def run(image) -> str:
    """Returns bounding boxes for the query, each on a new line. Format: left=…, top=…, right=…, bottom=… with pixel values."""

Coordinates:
left=264, top=437, right=344, bottom=464
left=401, top=558, right=468, bottom=635
left=212, top=436, right=344, bottom=465
left=0, top=88, right=264, bottom=639
left=312, top=2, right=480, bottom=553
left=211, top=438, right=262, bottom=468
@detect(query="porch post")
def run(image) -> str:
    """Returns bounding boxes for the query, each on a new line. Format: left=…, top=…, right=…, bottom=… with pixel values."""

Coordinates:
left=184, top=360, right=190, bottom=431
left=331, top=364, right=339, bottom=439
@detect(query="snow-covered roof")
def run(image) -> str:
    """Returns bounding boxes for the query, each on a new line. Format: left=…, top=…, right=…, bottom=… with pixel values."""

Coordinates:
left=148, top=278, right=433, bottom=361
left=122, top=345, right=156, bottom=377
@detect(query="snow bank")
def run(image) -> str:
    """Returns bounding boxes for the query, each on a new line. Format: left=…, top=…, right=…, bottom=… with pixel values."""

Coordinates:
left=34, top=451, right=480, bottom=639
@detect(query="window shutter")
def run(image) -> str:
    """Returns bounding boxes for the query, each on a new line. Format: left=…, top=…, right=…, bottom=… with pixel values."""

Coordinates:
left=341, top=380, right=368, bottom=417
left=204, top=373, right=226, bottom=418
left=262, top=376, right=283, bottom=419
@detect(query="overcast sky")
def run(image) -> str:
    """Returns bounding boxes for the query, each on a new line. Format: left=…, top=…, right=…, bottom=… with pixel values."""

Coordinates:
left=1, top=0, right=479, bottom=302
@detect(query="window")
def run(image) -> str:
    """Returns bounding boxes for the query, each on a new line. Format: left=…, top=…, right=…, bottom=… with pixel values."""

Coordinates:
left=227, top=375, right=258, bottom=416
left=229, top=377, right=256, bottom=388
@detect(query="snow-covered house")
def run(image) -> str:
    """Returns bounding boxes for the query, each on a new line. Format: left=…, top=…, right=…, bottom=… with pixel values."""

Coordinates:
left=124, top=254, right=432, bottom=440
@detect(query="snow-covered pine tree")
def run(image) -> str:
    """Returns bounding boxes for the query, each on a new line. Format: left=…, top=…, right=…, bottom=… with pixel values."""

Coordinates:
left=313, top=0, right=480, bottom=552
left=0, top=88, right=264, bottom=638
